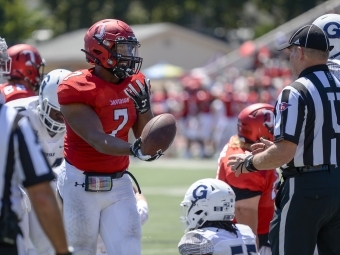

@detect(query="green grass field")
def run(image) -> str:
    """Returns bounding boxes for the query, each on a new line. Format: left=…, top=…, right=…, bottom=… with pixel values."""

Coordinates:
left=129, top=158, right=217, bottom=255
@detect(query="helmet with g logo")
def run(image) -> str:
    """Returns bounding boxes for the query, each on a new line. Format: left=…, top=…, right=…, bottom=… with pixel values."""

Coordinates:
left=313, top=14, right=340, bottom=60
left=180, top=178, right=235, bottom=233
left=37, top=69, right=71, bottom=133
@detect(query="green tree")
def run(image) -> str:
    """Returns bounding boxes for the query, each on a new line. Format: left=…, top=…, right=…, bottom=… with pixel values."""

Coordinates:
left=0, top=0, right=47, bottom=45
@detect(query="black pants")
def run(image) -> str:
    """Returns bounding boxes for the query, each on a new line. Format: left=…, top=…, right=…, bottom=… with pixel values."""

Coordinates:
left=269, top=168, right=340, bottom=255
left=0, top=243, right=19, bottom=255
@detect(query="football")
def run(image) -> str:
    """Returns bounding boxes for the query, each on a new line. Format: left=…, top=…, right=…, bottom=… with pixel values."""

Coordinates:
left=140, top=113, right=177, bottom=155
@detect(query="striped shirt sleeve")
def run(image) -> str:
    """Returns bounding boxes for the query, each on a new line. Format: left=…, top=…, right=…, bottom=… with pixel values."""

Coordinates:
left=274, top=83, right=306, bottom=145
left=14, top=117, right=55, bottom=187
left=0, top=104, right=54, bottom=189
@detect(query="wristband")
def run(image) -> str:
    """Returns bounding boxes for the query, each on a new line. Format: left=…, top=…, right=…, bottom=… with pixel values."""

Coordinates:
left=244, top=155, right=259, bottom=172
left=137, top=200, right=149, bottom=211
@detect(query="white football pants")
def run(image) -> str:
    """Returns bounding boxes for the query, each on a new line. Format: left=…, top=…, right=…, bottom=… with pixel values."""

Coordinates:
left=57, top=161, right=141, bottom=255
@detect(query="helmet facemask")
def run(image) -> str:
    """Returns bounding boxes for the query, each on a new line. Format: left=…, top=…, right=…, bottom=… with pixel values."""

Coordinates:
left=38, top=98, right=65, bottom=133
left=92, top=35, right=142, bottom=80
left=37, top=68, right=71, bottom=134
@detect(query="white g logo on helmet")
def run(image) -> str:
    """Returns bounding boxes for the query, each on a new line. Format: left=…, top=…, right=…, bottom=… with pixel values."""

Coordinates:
left=313, top=14, right=340, bottom=60
left=38, top=69, right=71, bottom=133
left=180, top=178, right=235, bottom=233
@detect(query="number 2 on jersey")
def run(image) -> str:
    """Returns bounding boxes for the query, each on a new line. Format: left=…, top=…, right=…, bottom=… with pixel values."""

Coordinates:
left=110, top=108, right=128, bottom=137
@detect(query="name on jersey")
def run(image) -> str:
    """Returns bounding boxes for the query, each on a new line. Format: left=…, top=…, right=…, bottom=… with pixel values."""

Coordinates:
left=110, top=98, right=129, bottom=105
left=44, top=152, right=55, bottom=157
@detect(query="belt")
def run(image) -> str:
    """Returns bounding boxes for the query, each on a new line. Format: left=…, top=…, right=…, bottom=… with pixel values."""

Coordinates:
left=83, top=171, right=141, bottom=194
left=65, top=158, right=142, bottom=193
left=296, top=164, right=338, bottom=173
left=282, top=164, right=338, bottom=179
left=83, top=171, right=126, bottom=179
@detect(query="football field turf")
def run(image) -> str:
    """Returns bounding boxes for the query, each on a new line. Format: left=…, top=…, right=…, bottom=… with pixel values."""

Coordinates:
left=129, top=157, right=217, bottom=255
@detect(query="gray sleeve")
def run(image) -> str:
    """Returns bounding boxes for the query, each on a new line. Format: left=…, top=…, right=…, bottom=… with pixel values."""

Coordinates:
left=178, top=232, right=214, bottom=255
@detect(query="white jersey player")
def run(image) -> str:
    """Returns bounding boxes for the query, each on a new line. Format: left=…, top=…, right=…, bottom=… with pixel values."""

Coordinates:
left=6, top=69, right=72, bottom=255
left=179, top=178, right=258, bottom=255
left=6, top=95, right=65, bottom=168
left=312, top=15, right=340, bottom=255
left=313, top=14, right=340, bottom=81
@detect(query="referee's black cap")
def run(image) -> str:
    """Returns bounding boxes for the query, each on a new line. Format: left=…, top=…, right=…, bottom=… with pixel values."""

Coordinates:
left=277, top=24, right=334, bottom=52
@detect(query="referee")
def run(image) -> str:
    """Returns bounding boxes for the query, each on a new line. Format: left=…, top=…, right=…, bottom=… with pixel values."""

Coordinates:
left=0, top=102, right=72, bottom=255
left=226, top=24, right=340, bottom=255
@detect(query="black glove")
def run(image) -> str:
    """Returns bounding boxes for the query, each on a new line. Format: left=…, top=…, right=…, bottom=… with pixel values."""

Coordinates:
left=124, top=78, right=151, bottom=114
left=130, top=137, right=163, bottom=161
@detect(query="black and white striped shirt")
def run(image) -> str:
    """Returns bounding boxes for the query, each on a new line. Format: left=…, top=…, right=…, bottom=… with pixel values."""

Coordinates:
left=0, top=103, right=54, bottom=219
left=274, top=64, right=340, bottom=167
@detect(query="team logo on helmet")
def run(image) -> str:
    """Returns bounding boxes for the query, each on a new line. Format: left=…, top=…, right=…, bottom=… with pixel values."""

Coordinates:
left=279, top=102, right=291, bottom=111
left=94, top=24, right=106, bottom=39
left=324, top=22, right=340, bottom=39
left=192, top=185, right=208, bottom=199
left=263, top=109, right=275, bottom=134
left=22, top=50, right=36, bottom=66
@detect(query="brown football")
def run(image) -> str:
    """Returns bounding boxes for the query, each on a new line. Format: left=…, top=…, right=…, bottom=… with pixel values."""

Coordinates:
left=140, top=113, right=177, bottom=155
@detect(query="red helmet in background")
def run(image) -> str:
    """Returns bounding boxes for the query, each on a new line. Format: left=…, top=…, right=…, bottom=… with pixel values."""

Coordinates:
left=237, top=103, right=275, bottom=143
left=6, top=44, right=45, bottom=88
left=82, top=19, right=143, bottom=79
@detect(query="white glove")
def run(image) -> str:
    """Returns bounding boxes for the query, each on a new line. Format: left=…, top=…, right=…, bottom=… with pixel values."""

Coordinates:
left=19, top=186, right=31, bottom=217
left=137, top=200, right=149, bottom=226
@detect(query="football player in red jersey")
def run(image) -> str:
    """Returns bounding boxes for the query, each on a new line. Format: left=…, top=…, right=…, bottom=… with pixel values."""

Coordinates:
left=57, top=19, right=162, bottom=255
left=216, top=103, right=278, bottom=255
left=0, top=44, right=45, bottom=103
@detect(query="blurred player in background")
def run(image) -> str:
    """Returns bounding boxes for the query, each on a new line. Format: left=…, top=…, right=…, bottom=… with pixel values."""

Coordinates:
left=178, top=178, right=258, bottom=255
left=57, top=19, right=161, bottom=255
left=217, top=103, right=278, bottom=255
left=0, top=44, right=45, bottom=102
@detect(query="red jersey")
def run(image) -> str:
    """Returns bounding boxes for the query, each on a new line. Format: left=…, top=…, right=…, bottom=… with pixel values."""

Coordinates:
left=216, top=136, right=278, bottom=235
left=57, top=68, right=145, bottom=173
left=0, top=82, right=36, bottom=103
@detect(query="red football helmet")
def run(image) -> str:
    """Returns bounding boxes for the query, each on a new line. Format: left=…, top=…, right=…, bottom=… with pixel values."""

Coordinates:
left=82, top=19, right=143, bottom=79
left=237, top=103, right=275, bottom=143
left=6, top=44, right=45, bottom=89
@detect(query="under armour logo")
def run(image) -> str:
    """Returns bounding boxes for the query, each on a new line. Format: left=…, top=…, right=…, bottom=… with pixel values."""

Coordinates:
left=75, top=182, right=85, bottom=187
